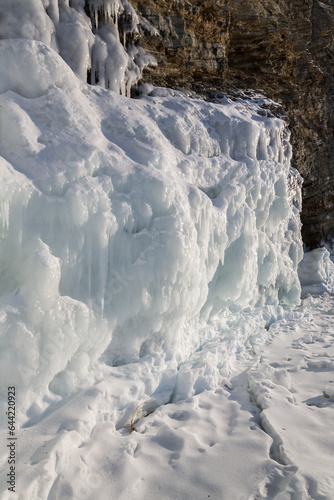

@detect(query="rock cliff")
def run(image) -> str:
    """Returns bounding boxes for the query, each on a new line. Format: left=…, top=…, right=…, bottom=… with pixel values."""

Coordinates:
left=131, top=0, right=334, bottom=248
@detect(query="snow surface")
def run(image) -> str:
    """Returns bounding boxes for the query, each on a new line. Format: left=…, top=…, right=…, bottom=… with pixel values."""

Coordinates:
left=0, top=2, right=333, bottom=498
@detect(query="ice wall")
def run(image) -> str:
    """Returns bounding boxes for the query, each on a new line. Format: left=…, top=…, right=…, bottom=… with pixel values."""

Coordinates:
left=0, top=0, right=155, bottom=95
left=0, top=36, right=303, bottom=419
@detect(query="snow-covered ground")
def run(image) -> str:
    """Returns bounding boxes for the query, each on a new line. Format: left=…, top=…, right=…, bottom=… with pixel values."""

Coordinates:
left=0, top=1, right=334, bottom=499
left=2, top=293, right=334, bottom=499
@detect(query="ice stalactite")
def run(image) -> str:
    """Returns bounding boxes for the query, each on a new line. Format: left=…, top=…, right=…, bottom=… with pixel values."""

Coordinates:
left=85, top=0, right=127, bottom=30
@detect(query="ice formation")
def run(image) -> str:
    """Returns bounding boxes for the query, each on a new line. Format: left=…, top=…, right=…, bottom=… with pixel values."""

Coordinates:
left=2, top=3, right=334, bottom=499
left=0, top=26, right=304, bottom=424
left=0, top=0, right=155, bottom=95
left=298, top=247, right=334, bottom=294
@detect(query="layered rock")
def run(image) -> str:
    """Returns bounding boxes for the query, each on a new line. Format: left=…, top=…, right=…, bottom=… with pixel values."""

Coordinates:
left=132, top=0, right=334, bottom=248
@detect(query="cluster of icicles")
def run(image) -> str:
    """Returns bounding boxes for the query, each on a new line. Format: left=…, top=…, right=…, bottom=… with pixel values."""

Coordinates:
left=0, top=0, right=156, bottom=96
left=85, top=0, right=156, bottom=95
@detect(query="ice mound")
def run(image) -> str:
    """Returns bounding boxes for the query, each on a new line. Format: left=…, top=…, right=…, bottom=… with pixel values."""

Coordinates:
left=298, top=247, right=334, bottom=294
left=0, top=39, right=78, bottom=98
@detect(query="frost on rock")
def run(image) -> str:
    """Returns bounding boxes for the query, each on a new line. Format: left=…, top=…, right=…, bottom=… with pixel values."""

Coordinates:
left=0, top=0, right=156, bottom=95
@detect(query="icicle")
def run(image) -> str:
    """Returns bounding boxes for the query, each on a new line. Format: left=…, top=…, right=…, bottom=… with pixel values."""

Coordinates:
left=76, top=0, right=156, bottom=95
left=114, top=2, right=119, bottom=29
left=0, top=200, right=9, bottom=238
left=126, top=79, right=131, bottom=98
left=105, top=3, right=111, bottom=20
left=94, top=8, right=98, bottom=29
left=120, top=79, right=126, bottom=96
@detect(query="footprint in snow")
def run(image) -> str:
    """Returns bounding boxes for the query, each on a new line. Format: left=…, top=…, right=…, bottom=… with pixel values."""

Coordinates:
left=153, top=426, right=185, bottom=452
left=168, top=410, right=191, bottom=422
left=168, top=452, right=181, bottom=465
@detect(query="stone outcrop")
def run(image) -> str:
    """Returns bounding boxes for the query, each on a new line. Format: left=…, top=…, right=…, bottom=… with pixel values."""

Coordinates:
left=131, top=0, right=334, bottom=248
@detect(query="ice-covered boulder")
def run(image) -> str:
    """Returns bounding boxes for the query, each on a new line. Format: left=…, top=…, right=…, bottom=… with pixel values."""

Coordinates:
left=0, top=85, right=302, bottom=410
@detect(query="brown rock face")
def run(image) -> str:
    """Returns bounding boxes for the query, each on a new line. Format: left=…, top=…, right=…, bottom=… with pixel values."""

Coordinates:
left=132, top=0, right=334, bottom=248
